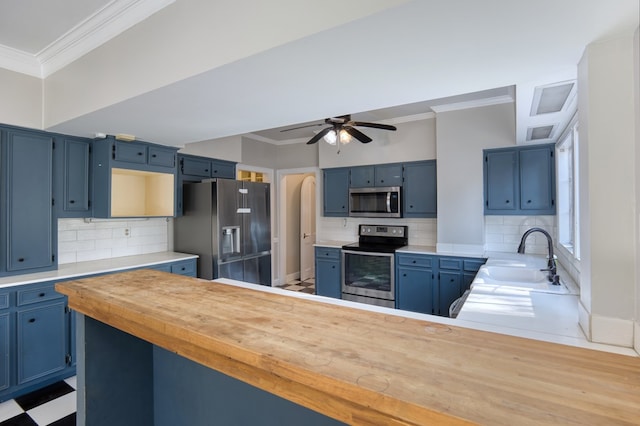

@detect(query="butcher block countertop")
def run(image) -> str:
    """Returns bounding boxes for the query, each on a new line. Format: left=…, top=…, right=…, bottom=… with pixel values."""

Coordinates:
left=56, top=270, right=640, bottom=425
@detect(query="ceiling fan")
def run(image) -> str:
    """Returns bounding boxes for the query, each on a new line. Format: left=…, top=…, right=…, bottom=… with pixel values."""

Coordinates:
left=281, top=115, right=397, bottom=145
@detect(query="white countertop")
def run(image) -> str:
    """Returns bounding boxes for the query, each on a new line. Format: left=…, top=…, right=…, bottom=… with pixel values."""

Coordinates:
left=0, top=252, right=198, bottom=289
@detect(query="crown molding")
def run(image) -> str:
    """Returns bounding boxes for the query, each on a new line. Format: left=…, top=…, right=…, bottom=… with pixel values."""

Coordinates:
left=0, top=44, right=41, bottom=78
left=430, top=95, right=514, bottom=113
left=0, top=0, right=175, bottom=79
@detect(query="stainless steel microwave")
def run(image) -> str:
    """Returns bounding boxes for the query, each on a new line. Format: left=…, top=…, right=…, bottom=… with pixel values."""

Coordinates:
left=349, top=186, right=401, bottom=218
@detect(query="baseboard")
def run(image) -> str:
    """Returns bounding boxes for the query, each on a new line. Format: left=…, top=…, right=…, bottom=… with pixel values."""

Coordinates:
left=591, top=314, right=634, bottom=347
left=285, top=272, right=300, bottom=283
left=577, top=300, right=591, bottom=340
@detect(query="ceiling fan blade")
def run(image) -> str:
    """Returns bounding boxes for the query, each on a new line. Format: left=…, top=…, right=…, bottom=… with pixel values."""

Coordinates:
left=351, top=121, right=397, bottom=131
left=306, top=127, right=333, bottom=144
left=344, top=126, right=372, bottom=143
left=280, top=122, right=324, bottom=132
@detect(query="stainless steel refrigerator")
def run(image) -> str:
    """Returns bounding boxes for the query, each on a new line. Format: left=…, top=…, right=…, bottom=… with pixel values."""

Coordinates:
left=174, top=179, right=271, bottom=286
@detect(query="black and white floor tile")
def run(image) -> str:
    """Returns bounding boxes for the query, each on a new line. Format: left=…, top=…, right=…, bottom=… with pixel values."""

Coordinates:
left=280, top=278, right=315, bottom=294
left=0, top=377, right=76, bottom=426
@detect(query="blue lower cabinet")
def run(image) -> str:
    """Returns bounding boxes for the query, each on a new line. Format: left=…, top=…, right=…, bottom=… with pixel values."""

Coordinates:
left=397, top=253, right=486, bottom=317
left=17, top=301, right=67, bottom=385
left=396, top=266, right=434, bottom=314
left=0, top=257, right=198, bottom=402
left=0, top=312, right=9, bottom=392
left=315, top=247, right=341, bottom=298
left=170, top=259, right=197, bottom=277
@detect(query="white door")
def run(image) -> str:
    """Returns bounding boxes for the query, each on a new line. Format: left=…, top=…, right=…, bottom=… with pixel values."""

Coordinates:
left=300, top=175, right=316, bottom=281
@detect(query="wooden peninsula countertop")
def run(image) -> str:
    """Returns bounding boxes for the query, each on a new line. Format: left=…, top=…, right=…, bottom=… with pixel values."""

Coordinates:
left=56, top=270, right=640, bottom=425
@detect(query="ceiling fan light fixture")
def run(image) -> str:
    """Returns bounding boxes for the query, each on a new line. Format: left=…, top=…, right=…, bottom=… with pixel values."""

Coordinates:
left=324, top=130, right=337, bottom=145
left=339, top=129, right=352, bottom=144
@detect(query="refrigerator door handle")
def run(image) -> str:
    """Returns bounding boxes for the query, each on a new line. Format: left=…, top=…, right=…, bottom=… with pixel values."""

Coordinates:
left=237, top=208, right=251, bottom=213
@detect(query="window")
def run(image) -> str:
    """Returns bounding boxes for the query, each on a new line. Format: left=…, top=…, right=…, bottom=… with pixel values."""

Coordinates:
left=557, top=121, right=579, bottom=259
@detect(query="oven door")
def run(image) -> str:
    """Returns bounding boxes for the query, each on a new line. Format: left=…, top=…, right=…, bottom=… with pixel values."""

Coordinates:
left=341, top=250, right=395, bottom=301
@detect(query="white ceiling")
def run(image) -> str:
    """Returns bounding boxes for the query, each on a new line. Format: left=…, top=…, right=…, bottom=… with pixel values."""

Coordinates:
left=0, top=0, right=637, bottom=147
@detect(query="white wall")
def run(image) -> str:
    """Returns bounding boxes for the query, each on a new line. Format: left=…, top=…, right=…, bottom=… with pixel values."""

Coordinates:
left=435, top=102, right=516, bottom=254
left=0, top=68, right=42, bottom=128
left=42, top=0, right=407, bottom=129
left=634, top=26, right=640, bottom=354
left=319, top=117, right=436, bottom=168
left=178, top=135, right=242, bottom=161
left=577, top=31, right=638, bottom=347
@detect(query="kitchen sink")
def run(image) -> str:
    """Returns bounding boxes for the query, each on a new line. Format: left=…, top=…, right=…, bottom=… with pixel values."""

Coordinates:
left=480, top=266, right=548, bottom=283
left=473, top=265, right=569, bottom=294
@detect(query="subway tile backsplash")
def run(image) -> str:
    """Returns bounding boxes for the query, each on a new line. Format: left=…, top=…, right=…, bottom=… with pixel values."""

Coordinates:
left=58, top=218, right=170, bottom=264
left=318, top=217, right=437, bottom=246
left=484, top=215, right=556, bottom=255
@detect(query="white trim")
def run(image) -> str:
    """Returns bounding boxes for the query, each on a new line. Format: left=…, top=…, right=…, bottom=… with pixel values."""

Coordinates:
left=635, top=322, right=640, bottom=355
left=0, top=0, right=175, bottom=78
left=0, top=44, right=41, bottom=77
left=431, top=95, right=513, bottom=113
left=591, top=314, right=635, bottom=347
left=276, top=167, right=321, bottom=293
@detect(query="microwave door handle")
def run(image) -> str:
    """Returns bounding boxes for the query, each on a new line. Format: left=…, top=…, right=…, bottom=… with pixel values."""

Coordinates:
left=386, top=192, right=391, bottom=213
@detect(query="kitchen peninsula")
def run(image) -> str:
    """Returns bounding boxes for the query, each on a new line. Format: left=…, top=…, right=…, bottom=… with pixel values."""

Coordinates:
left=56, top=270, right=640, bottom=426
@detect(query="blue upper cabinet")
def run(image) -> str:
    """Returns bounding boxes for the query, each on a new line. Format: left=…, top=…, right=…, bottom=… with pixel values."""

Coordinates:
left=91, top=136, right=179, bottom=218
left=349, top=166, right=375, bottom=187
left=403, top=160, right=437, bottom=218
left=520, top=146, right=555, bottom=212
left=374, top=163, right=403, bottom=187
left=1, top=127, right=56, bottom=275
left=350, top=164, right=403, bottom=187
left=323, top=168, right=350, bottom=217
left=483, top=143, right=555, bottom=215
left=54, top=136, right=91, bottom=218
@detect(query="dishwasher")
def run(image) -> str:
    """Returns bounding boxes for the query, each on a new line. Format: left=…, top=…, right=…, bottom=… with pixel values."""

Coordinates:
left=449, top=290, right=471, bottom=318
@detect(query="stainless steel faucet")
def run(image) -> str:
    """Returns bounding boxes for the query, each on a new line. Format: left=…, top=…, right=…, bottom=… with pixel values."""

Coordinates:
left=517, top=227, right=559, bottom=284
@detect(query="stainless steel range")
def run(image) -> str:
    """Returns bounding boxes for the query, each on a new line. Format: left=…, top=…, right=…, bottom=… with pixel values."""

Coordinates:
left=341, top=225, right=408, bottom=308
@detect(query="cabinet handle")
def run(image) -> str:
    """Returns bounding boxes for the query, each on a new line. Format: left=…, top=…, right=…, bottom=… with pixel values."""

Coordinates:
left=213, top=170, right=218, bottom=174
left=450, top=278, right=455, bottom=282
left=137, top=152, right=143, bottom=156
left=69, top=200, right=75, bottom=204
left=403, top=273, right=407, bottom=277
left=505, top=200, right=510, bottom=204
left=410, top=205, right=414, bottom=209
left=331, top=265, right=335, bottom=269
left=205, top=169, right=209, bottom=173
left=380, top=179, right=384, bottom=183
left=527, top=200, right=532, bottom=204
left=18, top=258, right=25, bottom=262
left=152, top=154, right=157, bottom=158
left=28, top=318, right=35, bottom=323
left=39, top=292, right=45, bottom=297
left=412, top=260, right=416, bottom=264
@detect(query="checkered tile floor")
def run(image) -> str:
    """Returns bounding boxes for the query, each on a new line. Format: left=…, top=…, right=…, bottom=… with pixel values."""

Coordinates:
left=0, top=377, right=76, bottom=426
left=279, top=278, right=315, bottom=294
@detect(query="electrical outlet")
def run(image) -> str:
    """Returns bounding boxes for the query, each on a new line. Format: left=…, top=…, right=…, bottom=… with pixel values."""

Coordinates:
left=124, top=227, right=131, bottom=237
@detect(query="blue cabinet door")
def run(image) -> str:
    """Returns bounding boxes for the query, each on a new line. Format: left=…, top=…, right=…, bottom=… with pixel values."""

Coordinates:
left=113, top=141, right=147, bottom=164
left=403, top=160, right=437, bottom=218
left=4, top=129, right=55, bottom=273
left=438, top=271, right=462, bottom=316
left=148, top=146, right=176, bottom=168
left=56, top=137, right=91, bottom=217
left=396, top=266, right=434, bottom=314
left=181, top=156, right=211, bottom=177
left=374, top=163, right=403, bottom=187
left=0, top=312, right=9, bottom=392
left=17, top=301, right=67, bottom=385
left=350, top=166, right=374, bottom=187
left=315, top=247, right=341, bottom=299
left=520, top=146, right=555, bottom=212
left=210, top=159, right=236, bottom=178
left=323, top=168, right=350, bottom=217
left=484, top=150, right=517, bottom=212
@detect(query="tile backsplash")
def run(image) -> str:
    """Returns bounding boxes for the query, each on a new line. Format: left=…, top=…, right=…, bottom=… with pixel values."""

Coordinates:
left=58, top=218, right=170, bottom=264
left=318, top=217, right=437, bottom=246
left=484, top=215, right=556, bottom=255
